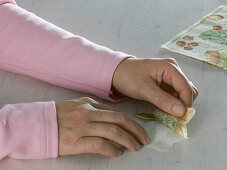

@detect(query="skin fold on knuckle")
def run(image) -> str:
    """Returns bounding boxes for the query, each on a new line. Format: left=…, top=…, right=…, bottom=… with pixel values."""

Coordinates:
left=114, top=112, right=127, bottom=124
left=108, top=125, right=122, bottom=137
left=93, top=139, right=105, bottom=152
left=161, top=64, right=175, bottom=85
left=108, top=125, right=138, bottom=152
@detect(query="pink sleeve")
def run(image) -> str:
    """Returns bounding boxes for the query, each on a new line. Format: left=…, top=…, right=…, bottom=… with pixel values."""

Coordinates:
left=0, top=1, right=134, bottom=101
left=0, top=0, right=134, bottom=160
left=0, top=0, right=58, bottom=160
left=0, top=101, right=58, bottom=160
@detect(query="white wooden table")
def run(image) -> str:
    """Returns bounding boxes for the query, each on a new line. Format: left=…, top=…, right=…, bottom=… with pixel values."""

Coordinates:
left=0, top=0, right=227, bottom=169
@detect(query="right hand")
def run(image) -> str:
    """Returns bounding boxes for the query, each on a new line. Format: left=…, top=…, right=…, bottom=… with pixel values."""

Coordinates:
left=56, top=97, right=151, bottom=157
left=113, top=58, right=198, bottom=117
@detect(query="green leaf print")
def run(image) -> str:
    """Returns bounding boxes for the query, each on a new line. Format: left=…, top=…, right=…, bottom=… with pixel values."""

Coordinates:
left=199, top=30, right=227, bottom=45
left=217, top=49, right=227, bottom=60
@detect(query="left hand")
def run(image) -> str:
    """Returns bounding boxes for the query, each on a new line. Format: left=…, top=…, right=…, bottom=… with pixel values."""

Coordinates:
left=112, top=58, right=198, bottom=117
left=57, top=97, right=150, bottom=157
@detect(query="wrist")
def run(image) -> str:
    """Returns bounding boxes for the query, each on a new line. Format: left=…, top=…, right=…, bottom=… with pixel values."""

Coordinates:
left=112, top=57, right=132, bottom=93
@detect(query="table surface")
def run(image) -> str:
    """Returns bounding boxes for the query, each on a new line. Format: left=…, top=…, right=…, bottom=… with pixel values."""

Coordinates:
left=0, top=0, right=227, bottom=170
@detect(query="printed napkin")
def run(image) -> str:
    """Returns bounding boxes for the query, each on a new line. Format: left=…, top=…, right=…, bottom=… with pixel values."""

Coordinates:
left=162, top=5, right=227, bottom=70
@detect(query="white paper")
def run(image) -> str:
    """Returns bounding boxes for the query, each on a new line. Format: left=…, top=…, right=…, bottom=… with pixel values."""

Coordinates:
left=144, top=121, right=187, bottom=151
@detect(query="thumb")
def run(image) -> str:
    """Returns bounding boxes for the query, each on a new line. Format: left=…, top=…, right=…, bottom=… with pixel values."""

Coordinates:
left=143, top=84, right=186, bottom=117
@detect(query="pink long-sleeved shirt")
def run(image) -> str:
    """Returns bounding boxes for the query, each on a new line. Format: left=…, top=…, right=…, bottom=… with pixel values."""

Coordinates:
left=0, top=0, right=131, bottom=160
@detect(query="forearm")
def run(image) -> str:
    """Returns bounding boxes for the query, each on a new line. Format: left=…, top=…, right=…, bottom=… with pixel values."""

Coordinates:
left=0, top=2, right=132, bottom=101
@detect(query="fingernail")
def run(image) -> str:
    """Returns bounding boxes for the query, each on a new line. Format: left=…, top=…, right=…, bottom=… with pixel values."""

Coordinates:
left=136, top=143, right=142, bottom=151
left=146, top=135, right=151, bottom=144
left=172, top=104, right=184, bottom=116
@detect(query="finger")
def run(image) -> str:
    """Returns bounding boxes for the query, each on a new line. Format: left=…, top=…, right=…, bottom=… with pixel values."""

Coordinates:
left=83, top=122, right=143, bottom=152
left=90, top=102, right=121, bottom=112
left=187, top=81, right=198, bottom=101
left=73, top=137, right=122, bottom=157
left=189, top=81, right=198, bottom=97
left=193, top=86, right=198, bottom=98
left=192, top=88, right=197, bottom=101
left=163, top=65, right=193, bottom=107
left=160, top=83, right=176, bottom=95
left=172, top=91, right=179, bottom=98
left=164, top=58, right=178, bottom=66
left=193, top=86, right=198, bottom=97
left=78, top=97, right=122, bottom=112
left=161, top=83, right=196, bottom=102
left=160, top=83, right=180, bottom=98
left=87, top=109, right=150, bottom=145
left=141, top=79, right=186, bottom=117
left=78, top=97, right=99, bottom=104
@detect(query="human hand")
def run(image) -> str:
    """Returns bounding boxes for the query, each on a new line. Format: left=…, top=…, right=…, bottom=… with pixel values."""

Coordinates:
left=112, top=58, right=198, bottom=117
left=56, top=97, right=150, bottom=157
